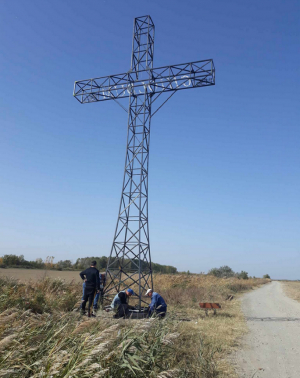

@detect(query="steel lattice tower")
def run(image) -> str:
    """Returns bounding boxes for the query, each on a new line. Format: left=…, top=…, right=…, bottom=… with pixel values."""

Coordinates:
left=106, top=17, right=154, bottom=305
left=74, top=15, right=215, bottom=309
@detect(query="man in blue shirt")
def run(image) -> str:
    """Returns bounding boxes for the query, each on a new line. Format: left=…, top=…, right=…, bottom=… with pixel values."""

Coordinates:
left=110, top=288, right=135, bottom=318
left=93, top=272, right=106, bottom=311
left=146, top=289, right=167, bottom=318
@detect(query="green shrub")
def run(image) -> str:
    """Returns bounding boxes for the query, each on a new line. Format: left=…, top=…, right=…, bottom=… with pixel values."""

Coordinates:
left=208, top=266, right=235, bottom=278
left=238, top=271, right=249, bottom=280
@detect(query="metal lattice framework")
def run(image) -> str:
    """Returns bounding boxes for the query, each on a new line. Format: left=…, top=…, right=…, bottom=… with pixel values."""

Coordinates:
left=74, top=15, right=215, bottom=309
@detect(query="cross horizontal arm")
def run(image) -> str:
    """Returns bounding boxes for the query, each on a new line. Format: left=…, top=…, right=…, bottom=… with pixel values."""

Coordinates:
left=74, top=59, right=215, bottom=104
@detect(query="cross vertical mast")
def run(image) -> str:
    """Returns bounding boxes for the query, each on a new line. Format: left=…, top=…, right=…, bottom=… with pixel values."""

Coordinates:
left=105, top=16, right=155, bottom=308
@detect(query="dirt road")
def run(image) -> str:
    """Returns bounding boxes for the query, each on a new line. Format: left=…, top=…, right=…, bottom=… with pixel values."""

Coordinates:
left=235, top=281, right=300, bottom=378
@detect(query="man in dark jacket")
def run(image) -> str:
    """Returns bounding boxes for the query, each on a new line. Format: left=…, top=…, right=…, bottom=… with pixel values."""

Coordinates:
left=80, top=261, right=100, bottom=316
left=80, top=272, right=106, bottom=313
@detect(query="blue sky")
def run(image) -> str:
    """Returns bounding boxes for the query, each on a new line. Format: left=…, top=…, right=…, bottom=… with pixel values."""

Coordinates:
left=0, top=0, right=299, bottom=279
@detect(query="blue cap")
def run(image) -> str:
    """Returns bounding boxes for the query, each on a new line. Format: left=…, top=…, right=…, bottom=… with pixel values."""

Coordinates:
left=127, top=288, right=134, bottom=295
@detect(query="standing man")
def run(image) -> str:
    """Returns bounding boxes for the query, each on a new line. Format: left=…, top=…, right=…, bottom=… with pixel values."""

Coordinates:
left=145, top=289, right=167, bottom=318
left=80, top=261, right=100, bottom=317
left=80, top=271, right=106, bottom=313
left=93, top=272, right=106, bottom=312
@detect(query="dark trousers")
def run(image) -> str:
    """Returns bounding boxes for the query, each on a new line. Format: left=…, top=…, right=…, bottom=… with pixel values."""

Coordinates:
left=93, top=289, right=104, bottom=309
left=80, top=284, right=103, bottom=309
left=82, top=286, right=96, bottom=312
left=157, top=310, right=166, bottom=318
left=149, top=306, right=167, bottom=318
left=116, top=304, right=129, bottom=318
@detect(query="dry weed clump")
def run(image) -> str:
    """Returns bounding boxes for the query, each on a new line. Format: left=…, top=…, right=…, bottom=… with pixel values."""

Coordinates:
left=157, top=369, right=181, bottom=378
left=0, top=334, right=16, bottom=351
left=0, top=276, right=81, bottom=314
left=0, top=306, right=183, bottom=377
left=0, top=274, right=269, bottom=377
left=282, top=281, right=300, bottom=302
left=154, top=273, right=268, bottom=309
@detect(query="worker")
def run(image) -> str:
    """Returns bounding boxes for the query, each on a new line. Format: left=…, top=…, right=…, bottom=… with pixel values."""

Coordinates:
left=145, top=289, right=167, bottom=318
left=80, top=261, right=100, bottom=317
left=93, top=272, right=106, bottom=312
left=110, top=288, right=135, bottom=318
left=80, top=271, right=106, bottom=312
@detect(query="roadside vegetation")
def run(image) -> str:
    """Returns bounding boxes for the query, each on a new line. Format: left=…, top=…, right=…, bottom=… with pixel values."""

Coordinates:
left=207, top=265, right=262, bottom=280
left=0, top=272, right=269, bottom=377
left=282, top=280, right=300, bottom=303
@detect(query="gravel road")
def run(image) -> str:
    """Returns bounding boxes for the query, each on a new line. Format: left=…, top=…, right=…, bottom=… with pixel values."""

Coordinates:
left=235, top=281, right=300, bottom=378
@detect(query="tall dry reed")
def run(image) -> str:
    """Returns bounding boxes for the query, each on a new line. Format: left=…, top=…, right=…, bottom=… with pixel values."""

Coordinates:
left=0, top=274, right=269, bottom=377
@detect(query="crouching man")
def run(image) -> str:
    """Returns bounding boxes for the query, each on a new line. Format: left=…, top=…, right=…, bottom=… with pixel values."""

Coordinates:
left=146, top=289, right=167, bottom=318
left=111, top=288, right=135, bottom=319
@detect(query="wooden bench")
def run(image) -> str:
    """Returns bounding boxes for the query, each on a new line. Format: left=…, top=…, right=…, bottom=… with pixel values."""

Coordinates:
left=199, top=302, right=221, bottom=316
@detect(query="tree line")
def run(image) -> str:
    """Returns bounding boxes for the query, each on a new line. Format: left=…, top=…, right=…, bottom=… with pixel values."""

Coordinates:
left=0, top=254, right=178, bottom=274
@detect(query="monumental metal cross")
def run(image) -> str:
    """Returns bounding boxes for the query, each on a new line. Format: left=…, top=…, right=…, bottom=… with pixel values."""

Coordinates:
left=74, top=15, right=215, bottom=309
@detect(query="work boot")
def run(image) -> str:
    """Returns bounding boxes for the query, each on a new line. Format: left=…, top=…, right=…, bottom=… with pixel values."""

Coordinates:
left=80, top=309, right=86, bottom=316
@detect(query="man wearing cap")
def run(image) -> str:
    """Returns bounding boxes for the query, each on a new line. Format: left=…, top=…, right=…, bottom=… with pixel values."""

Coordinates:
left=146, top=289, right=167, bottom=318
left=111, top=288, right=135, bottom=318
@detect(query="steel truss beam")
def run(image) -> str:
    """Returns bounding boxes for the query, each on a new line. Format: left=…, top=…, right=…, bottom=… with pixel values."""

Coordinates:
left=74, top=60, right=215, bottom=104
left=73, top=15, right=215, bottom=309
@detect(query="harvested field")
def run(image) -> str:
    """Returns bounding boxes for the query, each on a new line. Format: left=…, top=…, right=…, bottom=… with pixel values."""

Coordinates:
left=0, top=268, right=82, bottom=282
left=0, top=271, right=269, bottom=377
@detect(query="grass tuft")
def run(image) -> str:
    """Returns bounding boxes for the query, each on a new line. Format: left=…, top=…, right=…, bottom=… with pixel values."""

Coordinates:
left=282, top=281, right=300, bottom=303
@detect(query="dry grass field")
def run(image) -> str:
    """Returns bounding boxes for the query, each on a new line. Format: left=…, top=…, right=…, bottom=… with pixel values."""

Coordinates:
left=0, top=268, right=83, bottom=282
left=0, top=269, right=269, bottom=377
left=282, top=281, right=300, bottom=303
